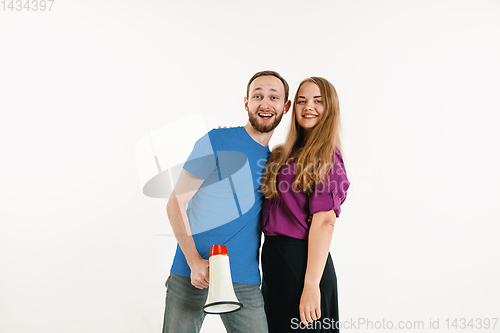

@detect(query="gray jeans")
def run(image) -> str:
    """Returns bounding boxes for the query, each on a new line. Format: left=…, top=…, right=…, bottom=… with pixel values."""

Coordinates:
left=162, top=272, right=268, bottom=333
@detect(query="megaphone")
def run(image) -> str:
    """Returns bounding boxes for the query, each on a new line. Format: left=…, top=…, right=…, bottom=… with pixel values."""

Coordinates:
left=202, top=245, right=243, bottom=314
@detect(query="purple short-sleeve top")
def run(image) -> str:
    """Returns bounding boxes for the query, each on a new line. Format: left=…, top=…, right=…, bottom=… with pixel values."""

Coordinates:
left=262, top=147, right=350, bottom=240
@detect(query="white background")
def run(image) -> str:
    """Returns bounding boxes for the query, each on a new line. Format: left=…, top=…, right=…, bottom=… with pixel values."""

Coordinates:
left=1, top=1, right=499, bottom=332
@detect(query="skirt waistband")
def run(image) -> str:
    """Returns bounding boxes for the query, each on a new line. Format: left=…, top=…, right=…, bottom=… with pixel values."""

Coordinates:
left=263, top=234, right=308, bottom=246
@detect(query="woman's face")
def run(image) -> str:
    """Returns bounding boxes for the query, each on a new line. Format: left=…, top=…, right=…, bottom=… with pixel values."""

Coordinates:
left=295, top=82, right=324, bottom=134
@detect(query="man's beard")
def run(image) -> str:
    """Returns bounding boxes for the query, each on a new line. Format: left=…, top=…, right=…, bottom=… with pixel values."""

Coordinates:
left=248, top=109, right=284, bottom=133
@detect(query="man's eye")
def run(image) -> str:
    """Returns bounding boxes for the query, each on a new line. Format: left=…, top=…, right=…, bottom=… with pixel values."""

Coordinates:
left=254, top=95, right=262, bottom=99
left=271, top=96, right=278, bottom=100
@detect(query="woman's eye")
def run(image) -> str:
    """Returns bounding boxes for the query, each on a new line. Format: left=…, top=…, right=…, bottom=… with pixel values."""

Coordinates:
left=297, top=100, right=305, bottom=104
left=315, top=100, right=322, bottom=103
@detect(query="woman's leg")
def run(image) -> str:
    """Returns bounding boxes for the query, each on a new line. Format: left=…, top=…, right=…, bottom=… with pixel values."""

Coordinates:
left=262, top=236, right=308, bottom=332
left=262, top=236, right=340, bottom=332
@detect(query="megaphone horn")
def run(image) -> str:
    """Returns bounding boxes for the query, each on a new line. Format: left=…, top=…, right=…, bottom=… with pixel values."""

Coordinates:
left=202, top=245, right=243, bottom=314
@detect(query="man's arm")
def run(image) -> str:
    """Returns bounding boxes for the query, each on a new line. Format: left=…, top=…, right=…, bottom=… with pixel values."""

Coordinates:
left=166, top=169, right=209, bottom=289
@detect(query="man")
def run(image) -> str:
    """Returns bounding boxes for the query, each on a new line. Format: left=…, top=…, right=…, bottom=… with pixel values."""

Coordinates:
left=162, top=70, right=291, bottom=333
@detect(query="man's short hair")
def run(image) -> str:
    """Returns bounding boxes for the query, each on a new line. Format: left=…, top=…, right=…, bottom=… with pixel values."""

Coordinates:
left=246, top=70, right=289, bottom=101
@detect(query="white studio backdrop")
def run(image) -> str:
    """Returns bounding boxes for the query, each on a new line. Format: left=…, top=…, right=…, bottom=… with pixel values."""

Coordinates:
left=1, top=0, right=499, bottom=332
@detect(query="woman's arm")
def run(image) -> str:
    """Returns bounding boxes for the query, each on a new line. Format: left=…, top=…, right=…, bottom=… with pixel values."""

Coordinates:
left=299, top=210, right=337, bottom=325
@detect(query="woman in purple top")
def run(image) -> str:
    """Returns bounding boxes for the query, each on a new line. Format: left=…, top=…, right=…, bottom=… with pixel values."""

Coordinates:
left=260, top=77, right=350, bottom=332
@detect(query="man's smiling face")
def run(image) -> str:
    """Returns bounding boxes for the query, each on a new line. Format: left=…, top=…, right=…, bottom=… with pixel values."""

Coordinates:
left=245, top=75, right=288, bottom=133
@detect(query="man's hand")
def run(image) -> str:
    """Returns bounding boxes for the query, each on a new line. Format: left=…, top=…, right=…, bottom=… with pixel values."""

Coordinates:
left=189, top=256, right=210, bottom=289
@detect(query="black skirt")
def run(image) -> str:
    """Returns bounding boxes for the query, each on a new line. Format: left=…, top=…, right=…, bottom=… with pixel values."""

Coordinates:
left=262, top=235, right=339, bottom=333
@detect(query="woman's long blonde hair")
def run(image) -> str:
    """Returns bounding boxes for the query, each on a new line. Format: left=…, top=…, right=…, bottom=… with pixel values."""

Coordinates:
left=261, top=77, right=342, bottom=198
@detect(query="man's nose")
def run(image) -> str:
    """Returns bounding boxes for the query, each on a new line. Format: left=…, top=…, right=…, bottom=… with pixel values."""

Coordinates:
left=260, top=99, right=272, bottom=110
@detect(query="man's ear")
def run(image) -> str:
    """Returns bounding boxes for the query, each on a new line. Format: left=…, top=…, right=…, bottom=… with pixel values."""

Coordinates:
left=244, top=96, right=249, bottom=111
left=283, top=100, right=292, bottom=114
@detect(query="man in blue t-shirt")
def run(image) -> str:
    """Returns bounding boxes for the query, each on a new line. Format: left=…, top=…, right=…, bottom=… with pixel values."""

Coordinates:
left=162, top=71, right=291, bottom=333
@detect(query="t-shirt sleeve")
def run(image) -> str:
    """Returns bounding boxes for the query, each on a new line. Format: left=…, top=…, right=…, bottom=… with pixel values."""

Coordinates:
left=182, top=131, right=217, bottom=180
left=308, top=148, right=350, bottom=217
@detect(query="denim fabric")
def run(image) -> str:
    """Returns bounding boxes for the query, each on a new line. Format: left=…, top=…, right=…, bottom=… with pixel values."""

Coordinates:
left=162, top=272, right=268, bottom=333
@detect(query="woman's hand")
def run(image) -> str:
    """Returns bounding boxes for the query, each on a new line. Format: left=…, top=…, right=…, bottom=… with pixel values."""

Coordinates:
left=299, top=281, right=321, bottom=325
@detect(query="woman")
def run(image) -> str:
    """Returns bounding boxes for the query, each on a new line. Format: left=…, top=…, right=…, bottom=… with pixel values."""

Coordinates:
left=260, top=77, right=350, bottom=332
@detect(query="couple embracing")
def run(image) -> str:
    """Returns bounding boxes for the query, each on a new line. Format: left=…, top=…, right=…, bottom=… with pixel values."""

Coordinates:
left=163, top=70, right=350, bottom=333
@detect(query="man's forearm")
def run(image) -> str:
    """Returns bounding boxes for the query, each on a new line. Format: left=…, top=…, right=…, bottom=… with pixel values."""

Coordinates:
left=166, top=191, right=203, bottom=265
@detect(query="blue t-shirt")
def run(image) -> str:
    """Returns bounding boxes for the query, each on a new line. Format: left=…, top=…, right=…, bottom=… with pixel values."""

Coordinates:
left=170, top=126, right=270, bottom=285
